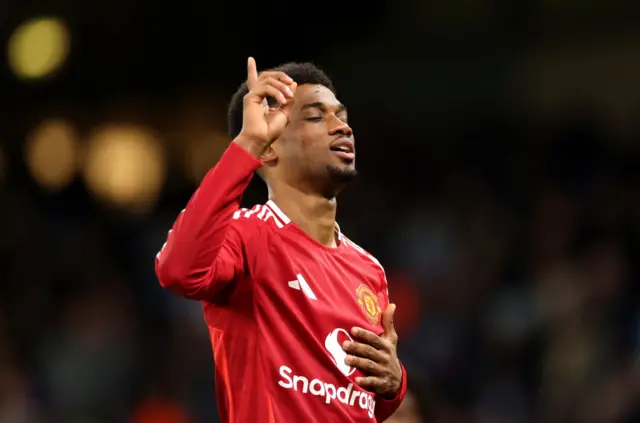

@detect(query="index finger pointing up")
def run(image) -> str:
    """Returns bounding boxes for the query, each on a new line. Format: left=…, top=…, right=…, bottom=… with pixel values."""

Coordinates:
left=247, top=57, right=259, bottom=89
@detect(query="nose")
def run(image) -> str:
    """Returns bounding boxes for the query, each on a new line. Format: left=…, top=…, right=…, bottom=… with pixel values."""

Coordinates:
left=328, top=115, right=353, bottom=137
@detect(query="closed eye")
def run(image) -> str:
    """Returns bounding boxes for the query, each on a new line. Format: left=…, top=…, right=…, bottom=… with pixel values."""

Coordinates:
left=305, top=116, right=323, bottom=122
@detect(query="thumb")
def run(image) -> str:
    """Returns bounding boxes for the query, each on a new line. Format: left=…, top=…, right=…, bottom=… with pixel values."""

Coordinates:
left=382, top=303, right=397, bottom=339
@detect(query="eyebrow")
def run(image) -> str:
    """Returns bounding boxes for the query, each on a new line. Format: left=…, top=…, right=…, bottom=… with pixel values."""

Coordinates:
left=300, top=102, right=347, bottom=113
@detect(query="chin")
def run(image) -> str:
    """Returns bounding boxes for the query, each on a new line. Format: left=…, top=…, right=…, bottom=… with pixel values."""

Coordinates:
left=327, top=164, right=358, bottom=183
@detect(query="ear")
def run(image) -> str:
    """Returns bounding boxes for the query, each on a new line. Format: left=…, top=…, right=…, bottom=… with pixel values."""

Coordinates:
left=260, top=143, right=278, bottom=165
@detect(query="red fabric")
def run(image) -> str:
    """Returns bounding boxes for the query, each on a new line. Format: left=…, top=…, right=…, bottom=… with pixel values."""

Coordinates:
left=156, top=143, right=406, bottom=422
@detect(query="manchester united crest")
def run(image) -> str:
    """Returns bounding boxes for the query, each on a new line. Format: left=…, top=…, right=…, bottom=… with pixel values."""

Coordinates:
left=356, top=284, right=382, bottom=324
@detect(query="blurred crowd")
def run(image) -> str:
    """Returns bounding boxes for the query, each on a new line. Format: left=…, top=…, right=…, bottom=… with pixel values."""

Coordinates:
left=1, top=108, right=638, bottom=423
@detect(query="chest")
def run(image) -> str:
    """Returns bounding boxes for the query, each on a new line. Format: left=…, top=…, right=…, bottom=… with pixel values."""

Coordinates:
left=256, top=231, right=386, bottom=333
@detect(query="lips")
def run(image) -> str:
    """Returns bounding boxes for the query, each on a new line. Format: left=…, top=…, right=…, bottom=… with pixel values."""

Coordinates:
left=329, top=138, right=355, bottom=162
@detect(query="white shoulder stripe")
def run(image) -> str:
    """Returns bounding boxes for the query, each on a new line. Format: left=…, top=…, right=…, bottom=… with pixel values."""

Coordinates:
left=233, top=205, right=284, bottom=228
left=266, top=200, right=291, bottom=224
left=343, top=236, right=387, bottom=279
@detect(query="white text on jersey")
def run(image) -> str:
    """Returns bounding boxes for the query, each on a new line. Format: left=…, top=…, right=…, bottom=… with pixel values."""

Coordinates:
left=277, top=365, right=375, bottom=419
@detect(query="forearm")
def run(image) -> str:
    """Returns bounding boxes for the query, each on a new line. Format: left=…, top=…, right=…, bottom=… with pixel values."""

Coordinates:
left=374, top=363, right=407, bottom=422
left=155, top=142, right=261, bottom=298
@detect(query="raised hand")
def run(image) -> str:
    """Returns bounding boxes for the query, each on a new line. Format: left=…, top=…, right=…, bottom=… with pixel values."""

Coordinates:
left=235, top=57, right=297, bottom=157
left=342, top=304, right=403, bottom=399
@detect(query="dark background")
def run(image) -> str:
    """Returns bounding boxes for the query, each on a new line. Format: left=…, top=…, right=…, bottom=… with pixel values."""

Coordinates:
left=1, top=1, right=639, bottom=422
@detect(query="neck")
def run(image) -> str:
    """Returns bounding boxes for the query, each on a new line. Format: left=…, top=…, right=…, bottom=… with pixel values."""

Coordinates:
left=268, top=184, right=338, bottom=248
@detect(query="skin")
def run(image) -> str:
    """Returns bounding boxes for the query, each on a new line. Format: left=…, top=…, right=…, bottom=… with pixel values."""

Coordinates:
left=262, top=83, right=356, bottom=247
left=266, top=84, right=356, bottom=195
left=234, top=57, right=403, bottom=399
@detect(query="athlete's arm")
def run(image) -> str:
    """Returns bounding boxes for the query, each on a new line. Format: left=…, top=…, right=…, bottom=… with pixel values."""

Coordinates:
left=342, top=267, right=407, bottom=421
left=154, top=143, right=261, bottom=300
left=344, top=303, right=407, bottom=421
left=373, top=362, right=407, bottom=422
left=371, top=288, right=407, bottom=422
left=155, top=57, right=295, bottom=300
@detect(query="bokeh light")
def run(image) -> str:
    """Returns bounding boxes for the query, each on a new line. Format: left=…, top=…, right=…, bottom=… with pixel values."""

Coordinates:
left=131, top=397, right=191, bottom=423
left=83, top=124, right=166, bottom=213
left=183, top=132, right=230, bottom=183
left=163, top=95, right=229, bottom=183
left=8, top=17, right=70, bottom=80
left=25, top=119, right=79, bottom=192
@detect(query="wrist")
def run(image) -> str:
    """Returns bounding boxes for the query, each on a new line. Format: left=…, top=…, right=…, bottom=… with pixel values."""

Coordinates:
left=233, top=135, right=267, bottom=158
left=379, top=384, right=401, bottom=400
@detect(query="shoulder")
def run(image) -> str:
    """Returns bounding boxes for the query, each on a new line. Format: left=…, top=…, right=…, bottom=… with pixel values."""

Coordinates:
left=231, top=202, right=289, bottom=232
left=222, top=203, right=285, bottom=262
left=340, top=232, right=383, bottom=267
left=340, top=232, right=388, bottom=290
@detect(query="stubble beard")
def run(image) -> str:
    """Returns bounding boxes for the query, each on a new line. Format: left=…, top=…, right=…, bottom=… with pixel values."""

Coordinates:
left=327, top=163, right=357, bottom=184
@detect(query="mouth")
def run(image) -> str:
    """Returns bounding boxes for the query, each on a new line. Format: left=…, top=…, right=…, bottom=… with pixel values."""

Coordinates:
left=329, top=139, right=355, bottom=163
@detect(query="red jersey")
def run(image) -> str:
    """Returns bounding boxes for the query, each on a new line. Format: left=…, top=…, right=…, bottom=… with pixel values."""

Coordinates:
left=155, top=143, right=407, bottom=423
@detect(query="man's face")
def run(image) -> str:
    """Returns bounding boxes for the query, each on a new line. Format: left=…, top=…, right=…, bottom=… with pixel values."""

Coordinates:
left=271, top=84, right=356, bottom=194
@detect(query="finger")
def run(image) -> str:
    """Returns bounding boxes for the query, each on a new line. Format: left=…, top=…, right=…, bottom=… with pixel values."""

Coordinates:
left=247, top=57, right=259, bottom=89
left=262, top=77, right=294, bottom=99
left=381, top=303, right=398, bottom=343
left=354, top=376, right=386, bottom=392
left=345, top=356, right=385, bottom=376
left=246, top=83, right=288, bottom=105
left=351, top=327, right=388, bottom=350
left=259, top=70, right=294, bottom=85
left=266, top=108, right=289, bottom=141
left=342, top=341, right=386, bottom=363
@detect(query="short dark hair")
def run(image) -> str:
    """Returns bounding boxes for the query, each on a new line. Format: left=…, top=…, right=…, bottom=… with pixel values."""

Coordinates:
left=227, top=62, right=336, bottom=139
